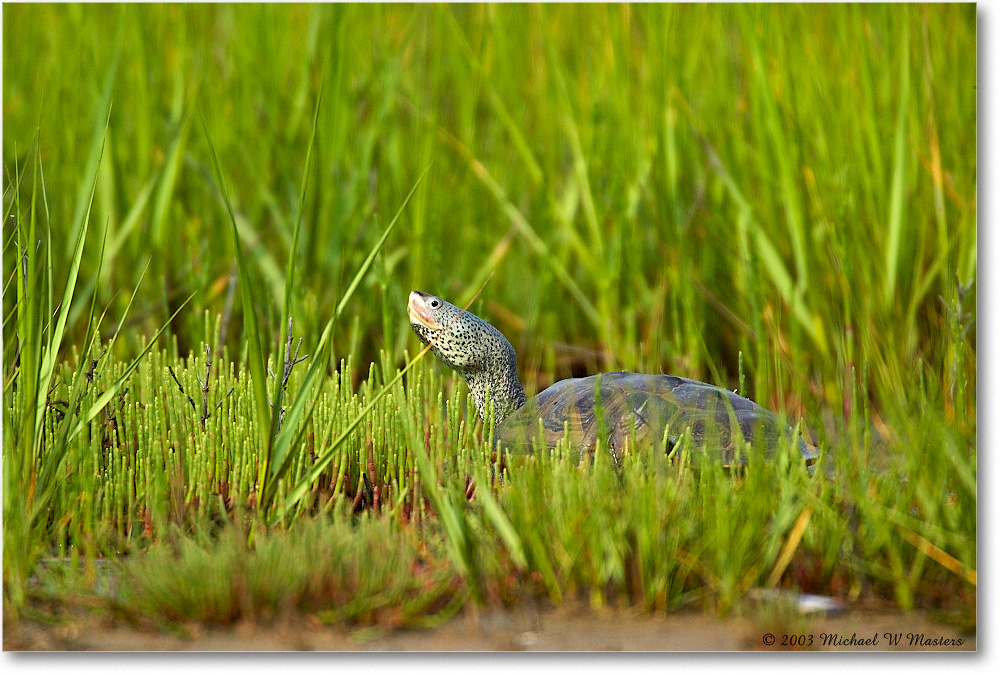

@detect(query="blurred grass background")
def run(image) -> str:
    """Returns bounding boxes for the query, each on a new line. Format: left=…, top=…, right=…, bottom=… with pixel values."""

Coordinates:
left=4, top=3, right=975, bottom=407
left=2, top=3, right=977, bottom=629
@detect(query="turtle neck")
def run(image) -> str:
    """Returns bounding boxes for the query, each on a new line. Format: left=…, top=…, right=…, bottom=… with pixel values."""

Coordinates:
left=463, top=332, right=526, bottom=425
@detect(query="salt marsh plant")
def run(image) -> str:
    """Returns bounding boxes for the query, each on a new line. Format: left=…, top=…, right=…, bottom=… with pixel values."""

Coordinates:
left=3, top=3, right=975, bottom=628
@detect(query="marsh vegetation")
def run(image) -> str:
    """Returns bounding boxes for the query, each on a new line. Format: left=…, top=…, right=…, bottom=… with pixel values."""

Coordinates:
left=2, top=3, right=976, bottom=643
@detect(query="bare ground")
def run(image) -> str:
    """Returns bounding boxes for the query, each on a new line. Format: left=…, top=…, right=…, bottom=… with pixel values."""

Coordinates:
left=5, top=605, right=975, bottom=652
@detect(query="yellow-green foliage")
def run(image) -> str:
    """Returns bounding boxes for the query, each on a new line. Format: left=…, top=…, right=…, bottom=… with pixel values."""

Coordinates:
left=3, top=4, right=975, bottom=626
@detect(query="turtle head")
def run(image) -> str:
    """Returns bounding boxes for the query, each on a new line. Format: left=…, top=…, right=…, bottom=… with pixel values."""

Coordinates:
left=407, top=291, right=526, bottom=422
left=407, top=291, right=488, bottom=371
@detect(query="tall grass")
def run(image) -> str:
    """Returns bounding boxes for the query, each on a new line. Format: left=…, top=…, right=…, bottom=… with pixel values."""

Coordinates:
left=2, top=132, right=191, bottom=614
left=10, top=336, right=975, bottom=625
left=3, top=3, right=975, bottom=628
left=3, top=4, right=976, bottom=393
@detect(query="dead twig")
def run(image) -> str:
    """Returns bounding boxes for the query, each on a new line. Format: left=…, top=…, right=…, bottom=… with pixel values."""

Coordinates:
left=84, top=347, right=107, bottom=383
left=214, top=386, right=235, bottom=412
left=167, top=366, right=198, bottom=415
left=268, top=317, right=309, bottom=434
left=366, top=429, right=380, bottom=515
left=279, top=317, right=309, bottom=391
left=194, top=346, right=213, bottom=428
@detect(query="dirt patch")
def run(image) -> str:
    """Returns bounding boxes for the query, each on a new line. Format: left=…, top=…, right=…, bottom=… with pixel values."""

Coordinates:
left=5, top=605, right=975, bottom=652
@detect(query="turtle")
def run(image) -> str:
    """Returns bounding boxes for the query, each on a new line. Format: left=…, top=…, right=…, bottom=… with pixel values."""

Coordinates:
left=407, top=290, right=819, bottom=472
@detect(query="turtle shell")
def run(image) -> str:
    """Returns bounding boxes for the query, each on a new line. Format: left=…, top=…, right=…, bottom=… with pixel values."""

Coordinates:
left=494, top=371, right=818, bottom=469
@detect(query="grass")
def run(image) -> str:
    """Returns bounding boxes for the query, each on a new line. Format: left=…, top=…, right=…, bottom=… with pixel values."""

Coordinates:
left=2, top=3, right=976, bottom=637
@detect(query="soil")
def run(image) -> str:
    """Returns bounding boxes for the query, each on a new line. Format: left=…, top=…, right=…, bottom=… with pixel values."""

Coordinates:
left=5, top=605, right=975, bottom=652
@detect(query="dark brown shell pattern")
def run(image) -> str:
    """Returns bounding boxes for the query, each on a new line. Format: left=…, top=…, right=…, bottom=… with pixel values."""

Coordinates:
left=495, top=371, right=819, bottom=469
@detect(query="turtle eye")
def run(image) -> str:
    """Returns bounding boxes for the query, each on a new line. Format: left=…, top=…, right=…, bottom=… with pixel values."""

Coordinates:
left=430, top=299, right=440, bottom=309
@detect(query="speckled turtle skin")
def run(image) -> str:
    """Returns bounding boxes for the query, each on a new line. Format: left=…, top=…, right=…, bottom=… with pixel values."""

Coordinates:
left=407, top=291, right=526, bottom=424
left=407, top=291, right=818, bottom=470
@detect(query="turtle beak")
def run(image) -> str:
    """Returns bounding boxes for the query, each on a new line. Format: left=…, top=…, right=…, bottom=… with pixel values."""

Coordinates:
left=407, top=291, right=443, bottom=331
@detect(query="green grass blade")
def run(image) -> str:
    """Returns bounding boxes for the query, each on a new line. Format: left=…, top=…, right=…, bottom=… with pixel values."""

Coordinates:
left=104, top=168, right=159, bottom=273
left=408, top=419, right=478, bottom=595
left=269, top=167, right=429, bottom=516
left=201, top=117, right=272, bottom=459
left=442, top=8, right=544, bottom=186
left=884, top=21, right=911, bottom=305
left=36, top=292, right=194, bottom=522
left=150, top=111, right=193, bottom=246
left=40, top=229, right=116, bottom=499
left=281, top=54, right=327, bottom=324
left=272, top=350, right=421, bottom=522
left=263, top=173, right=425, bottom=506
left=260, top=64, right=327, bottom=510
left=262, top=325, right=334, bottom=508
left=703, top=138, right=828, bottom=355
left=335, top=165, right=431, bottom=321
left=63, top=292, right=195, bottom=448
left=458, top=143, right=601, bottom=330
left=65, top=49, right=118, bottom=258
left=749, top=33, right=808, bottom=287
left=12, top=151, right=37, bottom=443
left=473, top=465, right=527, bottom=570
left=34, top=107, right=111, bottom=450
